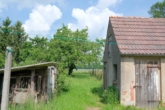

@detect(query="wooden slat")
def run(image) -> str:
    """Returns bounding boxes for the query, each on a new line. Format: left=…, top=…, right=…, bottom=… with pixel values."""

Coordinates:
left=47, top=67, right=51, bottom=99
left=135, top=60, right=141, bottom=107
left=31, top=70, right=35, bottom=97
left=147, top=61, right=153, bottom=108
left=152, top=61, right=159, bottom=108
left=140, top=60, right=148, bottom=108
left=139, top=61, right=144, bottom=107
left=51, top=69, right=55, bottom=93
left=147, top=62, right=150, bottom=108
left=37, top=76, right=42, bottom=92
left=143, top=60, right=148, bottom=108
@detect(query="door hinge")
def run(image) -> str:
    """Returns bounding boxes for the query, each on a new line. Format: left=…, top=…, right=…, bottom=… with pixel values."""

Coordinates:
left=147, top=65, right=161, bottom=69
left=133, top=86, right=141, bottom=88
left=148, top=100, right=160, bottom=102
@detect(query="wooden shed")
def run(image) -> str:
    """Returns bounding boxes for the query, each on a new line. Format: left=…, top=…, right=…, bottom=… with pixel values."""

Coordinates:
left=0, top=62, right=57, bottom=104
left=103, top=16, right=165, bottom=108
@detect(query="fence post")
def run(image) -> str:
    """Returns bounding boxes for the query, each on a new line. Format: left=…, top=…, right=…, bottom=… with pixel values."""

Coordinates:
left=1, top=47, right=13, bottom=110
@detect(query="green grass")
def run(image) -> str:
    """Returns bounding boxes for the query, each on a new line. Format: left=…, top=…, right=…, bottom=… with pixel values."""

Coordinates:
left=9, top=72, right=165, bottom=110
left=53, top=72, right=104, bottom=110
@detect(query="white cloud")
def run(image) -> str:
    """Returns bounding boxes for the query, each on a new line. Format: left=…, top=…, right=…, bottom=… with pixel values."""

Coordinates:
left=68, top=0, right=123, bottom=39
left=23, top=4, right=62, bottom=35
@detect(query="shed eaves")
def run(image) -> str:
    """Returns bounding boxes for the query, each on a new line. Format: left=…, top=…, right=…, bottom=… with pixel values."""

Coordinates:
left=110, top=17, right=165, bottom=55
left=0, top=62, right=57, bottom=73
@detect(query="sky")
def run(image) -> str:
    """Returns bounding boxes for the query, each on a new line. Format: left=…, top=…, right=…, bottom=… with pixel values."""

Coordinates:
left=0, top=0, right=163, bottom=40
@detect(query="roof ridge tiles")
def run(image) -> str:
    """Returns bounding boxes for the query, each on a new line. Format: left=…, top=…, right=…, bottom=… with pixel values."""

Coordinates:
left=110, top=16, right=146, bottom=19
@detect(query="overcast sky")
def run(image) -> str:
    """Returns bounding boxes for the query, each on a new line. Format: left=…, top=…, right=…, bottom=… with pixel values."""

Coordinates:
left=0, top=0, right=163, bottom=40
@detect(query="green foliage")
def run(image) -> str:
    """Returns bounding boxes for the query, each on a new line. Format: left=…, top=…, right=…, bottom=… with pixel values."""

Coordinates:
left=148, top=0, right=165, bottom=18
left=101, top=85, right=119, bottom=104
left=12, top=21, right=28, bottom=64
left=56, top=72, right=70, bottom=95
left=9, top=99, right=35, bottom=110
left=49, top=25, right=104, bottom=75
left=0, top=53, right=5, bottom=68
left=0, top=17, right=28, bottom=68
left=0, top=20, right=103, bottom=76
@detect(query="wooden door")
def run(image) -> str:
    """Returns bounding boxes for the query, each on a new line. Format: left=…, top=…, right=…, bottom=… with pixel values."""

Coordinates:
left=135, top=60, right=160, bottom=108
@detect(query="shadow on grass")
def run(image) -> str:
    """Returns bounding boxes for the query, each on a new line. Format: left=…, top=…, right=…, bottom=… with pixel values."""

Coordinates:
left=91, top=86, right=104, bottom=102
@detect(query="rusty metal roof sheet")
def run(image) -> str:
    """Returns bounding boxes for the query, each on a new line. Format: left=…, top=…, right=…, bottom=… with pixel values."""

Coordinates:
left=110, top=16, right=165, bottom=55
left=0, top=62, right=57, bottom=73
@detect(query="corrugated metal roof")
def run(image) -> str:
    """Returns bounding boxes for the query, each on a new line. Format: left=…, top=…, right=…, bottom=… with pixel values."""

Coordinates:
left=0, top=62, right=57, bottom=73
left=110, top=16, right=165, bottom=55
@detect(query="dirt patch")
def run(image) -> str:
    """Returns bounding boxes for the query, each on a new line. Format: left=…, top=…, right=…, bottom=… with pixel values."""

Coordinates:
left=86, top=107, right=100, bottom=110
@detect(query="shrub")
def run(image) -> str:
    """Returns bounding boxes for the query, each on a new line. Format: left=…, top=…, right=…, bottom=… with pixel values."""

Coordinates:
left=55, top=73, right=70, bottom=95
left=101, top=85, right=119, bottom=104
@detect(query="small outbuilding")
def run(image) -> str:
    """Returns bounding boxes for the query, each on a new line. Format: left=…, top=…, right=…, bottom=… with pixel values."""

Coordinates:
left=0, top=62, right=57, bottom=104
left=103, top=16, right=165, bottom=108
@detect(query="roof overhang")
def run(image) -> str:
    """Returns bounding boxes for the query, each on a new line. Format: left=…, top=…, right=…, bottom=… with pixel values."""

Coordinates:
left=0, top=62, right=57, bottom=74
left=120, top=53, right=165, bottom=57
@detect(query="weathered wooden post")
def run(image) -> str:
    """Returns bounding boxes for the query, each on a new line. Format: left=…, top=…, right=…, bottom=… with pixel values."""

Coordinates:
left=1, top=47, right=13, bottom=110
left=31, top=70, right=35, bottom=97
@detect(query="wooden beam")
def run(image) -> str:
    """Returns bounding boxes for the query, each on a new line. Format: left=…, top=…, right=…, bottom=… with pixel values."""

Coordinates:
left=47, top=67, right=51, bottom=101
left=1, top=47, right=13, bottom=110
left=31, top=70, right=35, bottom=97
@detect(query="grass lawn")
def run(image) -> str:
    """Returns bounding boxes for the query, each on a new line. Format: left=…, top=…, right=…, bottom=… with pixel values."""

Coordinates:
left=53, top=72, right=104, bottom=110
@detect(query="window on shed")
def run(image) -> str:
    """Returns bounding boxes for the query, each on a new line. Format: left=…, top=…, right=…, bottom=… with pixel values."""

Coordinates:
left=10, top=77, right=16, bottom=93
left=108, top=34, right=112, bottom=57
left=113, top=64, right=117, bottom=84
left=20, top=77, right=30, bottom=88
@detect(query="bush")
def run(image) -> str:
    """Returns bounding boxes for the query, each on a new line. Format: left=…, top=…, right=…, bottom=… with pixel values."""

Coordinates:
left=55, top=73, right=70, bottom=95
left=0, top=53, right=5, bottom=68
left=101, top=85, right=119, bottom=104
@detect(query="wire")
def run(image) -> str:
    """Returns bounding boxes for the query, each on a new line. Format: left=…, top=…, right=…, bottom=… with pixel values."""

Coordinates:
left=1, top=29, right=164, bottom=46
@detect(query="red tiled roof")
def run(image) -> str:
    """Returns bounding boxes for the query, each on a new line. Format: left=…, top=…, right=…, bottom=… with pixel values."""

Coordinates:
left=110, top=16, right=165, bottom=55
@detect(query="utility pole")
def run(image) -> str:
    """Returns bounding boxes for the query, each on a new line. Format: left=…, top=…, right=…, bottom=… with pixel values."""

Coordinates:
left=1, top=47, right=13, bottom=110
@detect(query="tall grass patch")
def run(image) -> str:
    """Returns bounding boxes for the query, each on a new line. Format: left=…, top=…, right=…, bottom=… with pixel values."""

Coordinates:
left=101, top=85, right=119, bottom=105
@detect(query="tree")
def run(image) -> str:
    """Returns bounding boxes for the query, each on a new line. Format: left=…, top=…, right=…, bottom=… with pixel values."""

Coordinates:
left=0, top=17, right=13, bottom=68
left=18, top=36, right=49, bottom=65
left=148, top=0, right=165, bottom=18
left=0, top=17, right=13, bottom=55
left=49, top=25, right=104, bottom=75
left=0, top=17, right=28, bottom=68
left=50, top=25, right=81, bottom=75
left=12, top=21, right=28, bottom=64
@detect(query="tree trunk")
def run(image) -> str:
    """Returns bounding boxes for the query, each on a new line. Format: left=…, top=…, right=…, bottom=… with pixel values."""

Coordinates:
left=68, top=63, right=76, bottom=75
